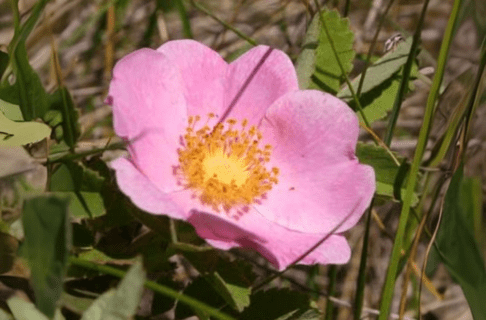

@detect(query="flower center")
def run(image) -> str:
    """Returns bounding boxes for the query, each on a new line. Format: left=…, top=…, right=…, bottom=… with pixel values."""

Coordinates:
left=175, top=114, right=279, bottom=215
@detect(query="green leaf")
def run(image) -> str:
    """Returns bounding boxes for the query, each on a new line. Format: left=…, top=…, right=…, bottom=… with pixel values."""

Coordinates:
left=6, top=298, right=66, bottom=320
left=78, top=249, right=117, bottom=263
left=309, top=9, right=355, bottom=94
left=9, top=0, right=50, bottom=53
left=175, top=0, right=193, bottom=39
left=296, top=13, right=320, bottom=89
left=81, top=259, right=146, bottom=320
left=353, top=74, right=401, bottom=123
left=0, top=98, right=23, bottom=121
left=82, top=158, right=134, bottom=228
left=435, top=165, right=486, bottom=320
left=47, top=88, right=80, bottom=149
left=22, top=196, right=71, bottom=318
left=0, top=110, right=50, bottom=146
left=240, top=288, right=319, bottom=320
left=6, top=298, right=48, bottom=320
left=460, top=176, right=483, bottom=247
left=0, top=308, right=12, bottom=320
left=50, top=162, right=106, bottom=218
left=3, top=0, right=50, bottom=119
left=0, top=42, right=49, bottom=120
left=51, top=192, right=105, bottom=219
left=426, top=68, right=474, bottom=167
left=50, top=162, right=78, bottom=191
left=51, top=161, right=105, bottom=192
left=356, top=143, right=418, bottom=205
left=59, top=292, right=95, bottom=315
left=175, top=277, right=225, bottom=320
left=338, top=37, right=413, bottom=100
left=181, top=251, right=254, bottom=312
left=205, top=272, right=251, bottom=312
left=457, top=0, right=486, bottom=46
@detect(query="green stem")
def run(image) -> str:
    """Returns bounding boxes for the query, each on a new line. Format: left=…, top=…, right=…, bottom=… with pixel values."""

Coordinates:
left=175, top=0, right=193, bottom=39
left=353, top=199, right=374, bottom=319
left=343, top=0, right=351, bottom=17
left=190, top=0, right=257, bottom=46
left=313, top=0, right=370, bottom=127
left=324, top=266, right=337, bottom=320
left=462, top=37, right=486, bottom=161
left=169, top=219, right=178, bottom=244
left=377, top=0, right=463, bottom=318
left=9, top=0, right=20, bottom=30
left=356, top=0, right=395, bottom=98
left=383, top=0, right=430, bottom=146
left=69, top=257, right=236, bottom=320
left=46, top=141, right=126, bottom=164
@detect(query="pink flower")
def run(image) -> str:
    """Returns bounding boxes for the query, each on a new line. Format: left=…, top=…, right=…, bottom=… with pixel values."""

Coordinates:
left=107, top=40, right=375, bottom=271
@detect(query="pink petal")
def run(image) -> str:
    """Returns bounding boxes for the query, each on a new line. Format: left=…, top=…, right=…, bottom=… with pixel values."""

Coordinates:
left=107, top=48, right=187, bottom=192
left=256, top=90, right=375, bottom=234
left=188, top=210, right=351, bottom=271
left=224, top=46, right=299, bottom=126
left=110, top=157, right=190, bottom=219
left=157, top=40, right=227, bottom=119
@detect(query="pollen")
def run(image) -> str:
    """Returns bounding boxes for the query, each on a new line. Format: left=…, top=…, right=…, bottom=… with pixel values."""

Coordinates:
left=174, top=115, right=279, bottom=214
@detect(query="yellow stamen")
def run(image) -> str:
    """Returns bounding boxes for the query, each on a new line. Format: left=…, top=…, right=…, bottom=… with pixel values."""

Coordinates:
left=175, top=114, right=279, bottom=215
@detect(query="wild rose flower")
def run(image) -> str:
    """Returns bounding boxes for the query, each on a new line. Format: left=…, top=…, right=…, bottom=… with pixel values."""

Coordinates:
left=107, top=40, right=375, bottom=271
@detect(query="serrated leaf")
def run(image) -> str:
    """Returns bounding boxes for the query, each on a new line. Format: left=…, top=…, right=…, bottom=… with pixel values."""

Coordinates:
left=356, top=143, right=418, bottom=205
left=22, top=196, right=71, bottom=318
left=0, top=110, right=50, bottom=146
left=338, top=37, right=413, bottom=100
left=81, top=259, right=146, bottom=320
left=309, top=10, right=355, bottom=94
left=435, top=165, right=486, bottom=320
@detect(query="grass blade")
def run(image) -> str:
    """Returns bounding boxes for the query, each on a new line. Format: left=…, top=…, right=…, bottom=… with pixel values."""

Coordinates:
left=377, top=0, right=464, bottom=318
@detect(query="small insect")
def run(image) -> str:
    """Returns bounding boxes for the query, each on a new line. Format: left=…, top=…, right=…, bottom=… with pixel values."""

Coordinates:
left=384, top=33, right=405, bottom=53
